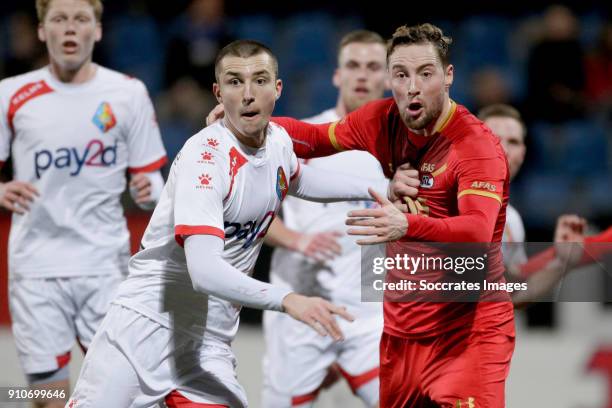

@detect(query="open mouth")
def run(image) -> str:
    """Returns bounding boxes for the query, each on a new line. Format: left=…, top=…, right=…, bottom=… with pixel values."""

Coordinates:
left=354, top=86, right=370, bottom=95
left=407, top=101, right=424, bottom=116
left=241, top=111, right=260, bottom=120
left=62, top=40, right=78, bottom=53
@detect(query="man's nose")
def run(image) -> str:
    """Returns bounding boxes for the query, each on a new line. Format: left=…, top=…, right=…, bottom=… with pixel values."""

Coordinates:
left=407, top=78, right=420, bottom=96
left=242, top=83, right=255, bottom=104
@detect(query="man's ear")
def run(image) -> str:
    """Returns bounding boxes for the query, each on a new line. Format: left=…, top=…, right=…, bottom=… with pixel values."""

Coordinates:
left=213, top=82, right=222, bottom=103
left=332, top=68, right=341, bottom=89
left=95, top=22, right=102, bottom=43
left=275, top=79, right=283, bottom=100
left=444, top=64, right=454, bottom=91
left=38, top=24, right=46, bottom=42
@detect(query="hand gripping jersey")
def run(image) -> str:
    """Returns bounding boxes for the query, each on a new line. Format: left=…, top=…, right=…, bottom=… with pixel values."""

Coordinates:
left=114, top=120, right=300, bottom=343
left=0, top=65, right=167, bottom=279
left=270, top=108, right=385, bottom=316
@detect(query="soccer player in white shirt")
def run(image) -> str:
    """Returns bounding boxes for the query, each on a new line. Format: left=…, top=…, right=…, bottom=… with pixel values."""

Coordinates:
left=66, top=39, right=407, bottom=408
left=0, top=1, right=166, bottom=406
left=477, top=104, right=528, bottom=267
left=261, top=30, right=397, bottom=408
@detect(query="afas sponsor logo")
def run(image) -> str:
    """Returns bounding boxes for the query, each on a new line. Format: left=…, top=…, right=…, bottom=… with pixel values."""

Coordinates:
left=34, top=139, right=118, bottom=178
left=471, top=181, right=497, bottom=192
left=225, top=211, right=275, bottom=249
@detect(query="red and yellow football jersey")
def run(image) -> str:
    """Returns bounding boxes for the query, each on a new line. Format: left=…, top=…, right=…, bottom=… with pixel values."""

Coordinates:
left=273, top=98, right=515, bottom=338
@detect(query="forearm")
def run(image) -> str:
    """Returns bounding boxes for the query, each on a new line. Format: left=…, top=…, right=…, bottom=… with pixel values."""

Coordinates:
left=264, top=217, right=300, bottom=250
left=291, top=164, right=388, bottom=203
left=185, top=235, right=292, bottom=311
left=405, top=195, right=500, bottom=242
left=272, top=117, right=339, bottom=158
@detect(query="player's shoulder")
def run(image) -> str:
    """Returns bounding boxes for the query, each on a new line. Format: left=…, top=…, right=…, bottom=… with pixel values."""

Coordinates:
left=445, top=103, right=503, bottom=160
left=181, top=122, right=233, bottom=157
left=95, top=65, right=149, bottom=93
left=0, top=67, right=49, bottom=97
left=267, top=121, right=295, bottom=151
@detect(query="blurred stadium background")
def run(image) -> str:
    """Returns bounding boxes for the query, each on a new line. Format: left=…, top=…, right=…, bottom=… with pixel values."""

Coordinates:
left=0, top=0, right=610, bottom=407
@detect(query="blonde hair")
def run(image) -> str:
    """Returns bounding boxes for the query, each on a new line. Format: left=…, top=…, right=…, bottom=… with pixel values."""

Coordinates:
left=36, top=0, right=103, bottom=22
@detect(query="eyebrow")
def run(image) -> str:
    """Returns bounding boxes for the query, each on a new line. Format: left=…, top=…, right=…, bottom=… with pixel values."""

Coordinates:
left=224, top=69, right=271, bottom=77
left=390, top=62, right=436, bottom=71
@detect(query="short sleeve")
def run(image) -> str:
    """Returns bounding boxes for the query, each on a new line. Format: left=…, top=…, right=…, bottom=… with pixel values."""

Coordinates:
left=126, top=80, right=167, bottom=173
left=173, top=138, right=229, bottom=246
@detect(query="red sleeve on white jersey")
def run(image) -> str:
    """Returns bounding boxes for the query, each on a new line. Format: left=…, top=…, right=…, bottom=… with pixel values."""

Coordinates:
left=173, top=135, right=229, bottom=246
left=126, top=80, right=167, bottom=173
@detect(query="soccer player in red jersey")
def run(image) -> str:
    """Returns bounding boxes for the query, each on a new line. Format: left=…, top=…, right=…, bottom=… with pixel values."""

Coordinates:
left=269, top=24, right=515, bottom=407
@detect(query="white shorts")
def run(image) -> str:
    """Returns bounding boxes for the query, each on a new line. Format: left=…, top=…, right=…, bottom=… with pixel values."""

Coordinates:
left=262, top=310, right=382, bottom=407
left=67, top=304, right=247, bottom=408
left=9, top=274, right=123, bottom=374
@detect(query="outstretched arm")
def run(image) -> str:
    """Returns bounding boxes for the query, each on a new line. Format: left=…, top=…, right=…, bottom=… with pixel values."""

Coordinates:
left=184, top=234, right=353, bottom=340
left=290, top=163, right=388, bottom=203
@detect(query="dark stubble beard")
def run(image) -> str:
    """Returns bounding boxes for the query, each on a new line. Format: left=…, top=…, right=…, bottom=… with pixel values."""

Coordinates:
left=403, top=95, right=444, bottom=131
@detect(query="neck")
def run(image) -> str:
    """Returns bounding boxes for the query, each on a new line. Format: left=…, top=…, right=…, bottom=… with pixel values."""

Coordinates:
left=334, top=97, right=348, bottom=118
left=224, top=118, right=266, bottom=148
left=421, top=96, right=453, bottom=137
left=50, top=59, right=96, bottom=84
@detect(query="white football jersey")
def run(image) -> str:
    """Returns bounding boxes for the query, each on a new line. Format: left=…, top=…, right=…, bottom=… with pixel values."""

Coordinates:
left=270, top=108, right=386, bottom=317
left=0, top=65, right=166, bottom=279
left=502, top=203, right=527, bottom=266
left=114, top=120, right=299, bottom=343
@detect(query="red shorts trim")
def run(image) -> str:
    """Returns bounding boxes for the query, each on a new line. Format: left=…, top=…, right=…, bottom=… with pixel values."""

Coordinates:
left=128, top=156, right=168, bottom=173
left=338, top=365, right=379, bottom=393
left=291, top=389, right=318, bottom=406
left=174, top=225, right=225, bottom=247
left=165, top=390, right=228, bottom=407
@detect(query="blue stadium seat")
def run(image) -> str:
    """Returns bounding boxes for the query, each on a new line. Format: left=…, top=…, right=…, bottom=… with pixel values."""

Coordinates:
left=231, top=15, right=277, bottom=50
left=279, top=12, right=335, bottom=72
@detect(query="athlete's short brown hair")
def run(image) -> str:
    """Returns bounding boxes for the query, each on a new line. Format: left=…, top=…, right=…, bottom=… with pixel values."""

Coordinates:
left=387, top=23, right=453, bottom=67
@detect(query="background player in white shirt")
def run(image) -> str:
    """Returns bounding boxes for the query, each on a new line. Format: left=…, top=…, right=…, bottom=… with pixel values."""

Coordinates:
left=0, top=1, right=166, bottom=406
left=261, top=30, right=418, bottom=408
left=478, top=104, right=528, bottom=268
left=66, top=39, right=416, bottom=408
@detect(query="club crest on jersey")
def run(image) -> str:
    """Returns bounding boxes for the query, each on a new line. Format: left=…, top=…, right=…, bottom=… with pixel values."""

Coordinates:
left=276, top=166, right=288, bottom=201
left=92, top=102, right=117, bottom=133
left=421, top=174, right=434, bottom=188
